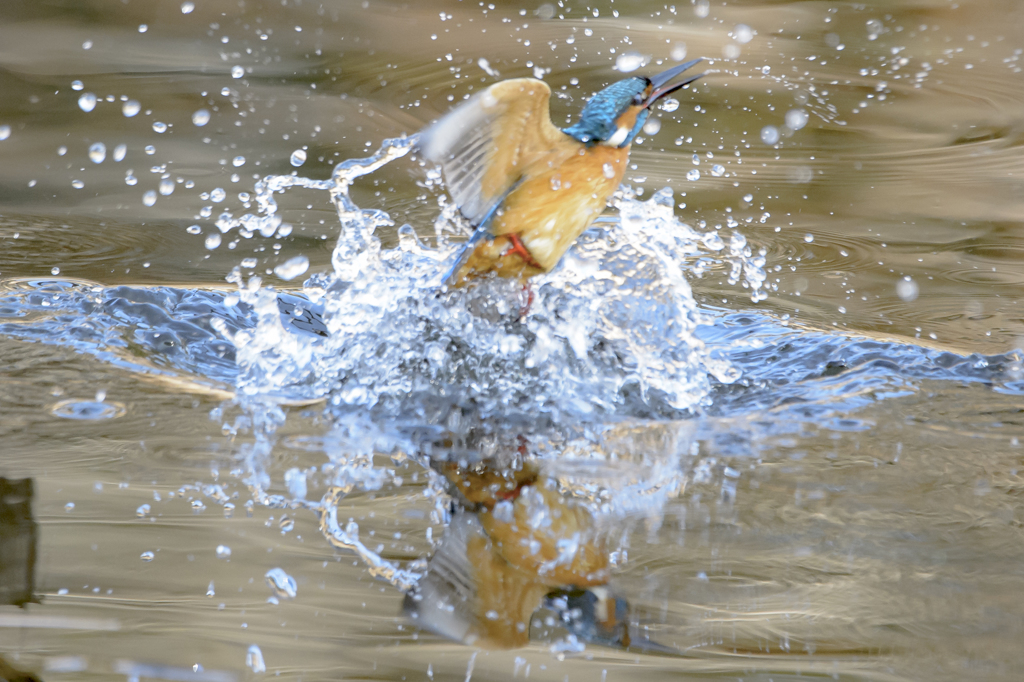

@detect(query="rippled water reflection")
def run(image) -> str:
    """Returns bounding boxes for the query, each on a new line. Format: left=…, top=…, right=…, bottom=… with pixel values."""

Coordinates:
left=2, top=0, right=1024, bottom=680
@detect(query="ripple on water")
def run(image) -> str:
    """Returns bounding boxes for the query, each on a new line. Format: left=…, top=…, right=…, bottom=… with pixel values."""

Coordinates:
left=0, top=216, right=161, bottom=273
left=945, top=267, right=1024, bottom=286
left=51, top=398, right=126, bottom=420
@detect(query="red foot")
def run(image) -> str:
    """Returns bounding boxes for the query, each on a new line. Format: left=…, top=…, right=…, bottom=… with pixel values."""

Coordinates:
left=507, top=233, right=542, bottom=269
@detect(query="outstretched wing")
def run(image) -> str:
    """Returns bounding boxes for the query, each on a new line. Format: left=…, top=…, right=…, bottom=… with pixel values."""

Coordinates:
left=418, top=78, right=566, bottom=228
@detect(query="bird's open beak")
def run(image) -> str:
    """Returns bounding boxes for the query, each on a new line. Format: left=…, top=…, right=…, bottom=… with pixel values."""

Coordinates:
left=643, top=58, right=704, bottom=108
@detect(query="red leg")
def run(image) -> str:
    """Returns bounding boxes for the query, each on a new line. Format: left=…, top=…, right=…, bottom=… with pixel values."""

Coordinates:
left=507, top=233, right=542, bottom=269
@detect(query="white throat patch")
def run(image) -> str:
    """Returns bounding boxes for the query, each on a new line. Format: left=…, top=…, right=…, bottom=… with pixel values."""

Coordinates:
left=602, top=125, right=630, bottom=147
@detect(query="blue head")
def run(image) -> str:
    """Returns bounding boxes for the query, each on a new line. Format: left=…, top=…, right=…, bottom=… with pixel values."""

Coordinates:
left=563, top=58, right=704, bottom=148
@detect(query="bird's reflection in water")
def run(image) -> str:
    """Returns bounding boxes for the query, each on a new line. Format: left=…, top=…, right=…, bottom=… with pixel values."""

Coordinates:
left=404, top=453, right=641, bottom=650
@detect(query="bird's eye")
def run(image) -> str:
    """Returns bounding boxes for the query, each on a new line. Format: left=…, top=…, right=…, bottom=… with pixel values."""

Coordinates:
left=632, top=94, right=644, bottom=105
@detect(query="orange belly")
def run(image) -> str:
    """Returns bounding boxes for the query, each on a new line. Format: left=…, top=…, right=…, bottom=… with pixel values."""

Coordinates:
left=449, top=144, right=629, bottom=285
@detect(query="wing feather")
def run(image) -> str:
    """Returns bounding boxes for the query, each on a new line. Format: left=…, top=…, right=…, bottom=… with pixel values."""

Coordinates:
left=418, top=78, right=566, bottom=227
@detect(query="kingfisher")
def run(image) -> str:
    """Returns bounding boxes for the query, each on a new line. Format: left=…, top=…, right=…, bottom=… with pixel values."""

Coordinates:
left=418, top=59, right=704, bottom=288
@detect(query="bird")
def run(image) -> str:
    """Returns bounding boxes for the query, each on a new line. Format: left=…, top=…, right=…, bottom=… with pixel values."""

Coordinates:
left=417, top=59, right=704, bottom=288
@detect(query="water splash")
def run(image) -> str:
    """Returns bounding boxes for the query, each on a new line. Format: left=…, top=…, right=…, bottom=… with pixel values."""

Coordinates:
left=220, top=137, right=765, bottom=428
left=203, top=135, right=775, bottom=590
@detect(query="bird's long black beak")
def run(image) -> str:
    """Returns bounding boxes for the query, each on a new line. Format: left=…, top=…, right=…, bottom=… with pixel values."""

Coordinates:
left=643, top=58, right=704, bottom=107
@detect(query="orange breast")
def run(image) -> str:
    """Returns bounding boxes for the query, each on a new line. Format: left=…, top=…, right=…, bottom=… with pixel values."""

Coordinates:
left=490, top=144, right=629, bottom=271
left=446, top=141, right=630, bottom=286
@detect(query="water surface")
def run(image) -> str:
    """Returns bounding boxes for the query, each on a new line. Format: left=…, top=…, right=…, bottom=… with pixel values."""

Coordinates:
left=2, top=1, right=1024, bottom=681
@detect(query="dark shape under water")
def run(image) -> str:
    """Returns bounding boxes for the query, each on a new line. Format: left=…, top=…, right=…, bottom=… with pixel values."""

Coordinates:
left=0, top=477, right=37, bottom=608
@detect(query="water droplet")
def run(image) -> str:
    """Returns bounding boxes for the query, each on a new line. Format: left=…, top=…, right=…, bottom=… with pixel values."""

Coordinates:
left=643, top=118, right=661, bottom=136
left=181, top=1, right=195, bottom=13
left=264, top=568, right=297, bottom=599
left=702, top=232, right=724, bottom=250
left=240, top=258, right=258, bottom=269
left=143, top=191, right=157, bottom=206
left=686, top=169, right=700, bottom=181
left=71, top=80, right=84, bottom=91
left=866, top=19, right=883, bottom=40
left=710, top=164, right=725, bottom=177
left=246, top=645, right=265, bottom=674
left=152, top=121, right=167, bottom=133
left=210, top=187, right=226, bottom=202
left=88, top=142, right=106, bottom=163
left=290, top=149, right=306, bottom=167
left=232, top=155, right=245, bottom=167
left=51, top=267, right=60, bottom=275
left=144, top=145, right=155, bottom=155
left=743, top=194, right=753, bottom=203
left=125, top=172, right=138, bottom=186
left=71, top=180, right=84, bottom=189
left=694, top=0, right=710, bottom=17
left=897, top=276, right=919, bottom=302
left=140, top=551, right=155, bottom=562
left=615, top=51, right=648, bottom=73
left=785, top=108, right=809, bottom=131
left=550, top=176, right=561, bottom=190
left=760, top=125, right=780, bottom=145
left=659, top=98, right=679, bottom=113
left=283, top=468, right=307, bottom=498
left=804, top=234, right=814, bottom=243
left=206, top=581, right=215, bottom=597
left=138, top=24, right=148, bottom=33
left=670, top=43, right=687, bottom=61
left=732, top=24, right=754, bottom=44
left=136, top=504, right=151, bottom=517
left=602, top=163, right=616, bottom=179
left=215, top=545, right=231, bottom=559
left=274, top=255, right=309, bottom=281
left=187, top=224, right=202, bottom=234
left=122, top=100, right=140, bottom=117
left=159, top=178, right=175, bottom=196
left=82, top=41, right=93, bottom=50
left=64, top=502, right=75, bottom=512
left=78, top=93, right=97, bottom=112
left=0, top=125, right=9, bottom=141
left=192, top=109, right=210, bottom=126
left=205, top=233, right=222, bottom=249
left=113, top=144, right=127, bottom=161
left=478, top=57, right=499, bottom=77
left=231, top=65, right=244, bottom=79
